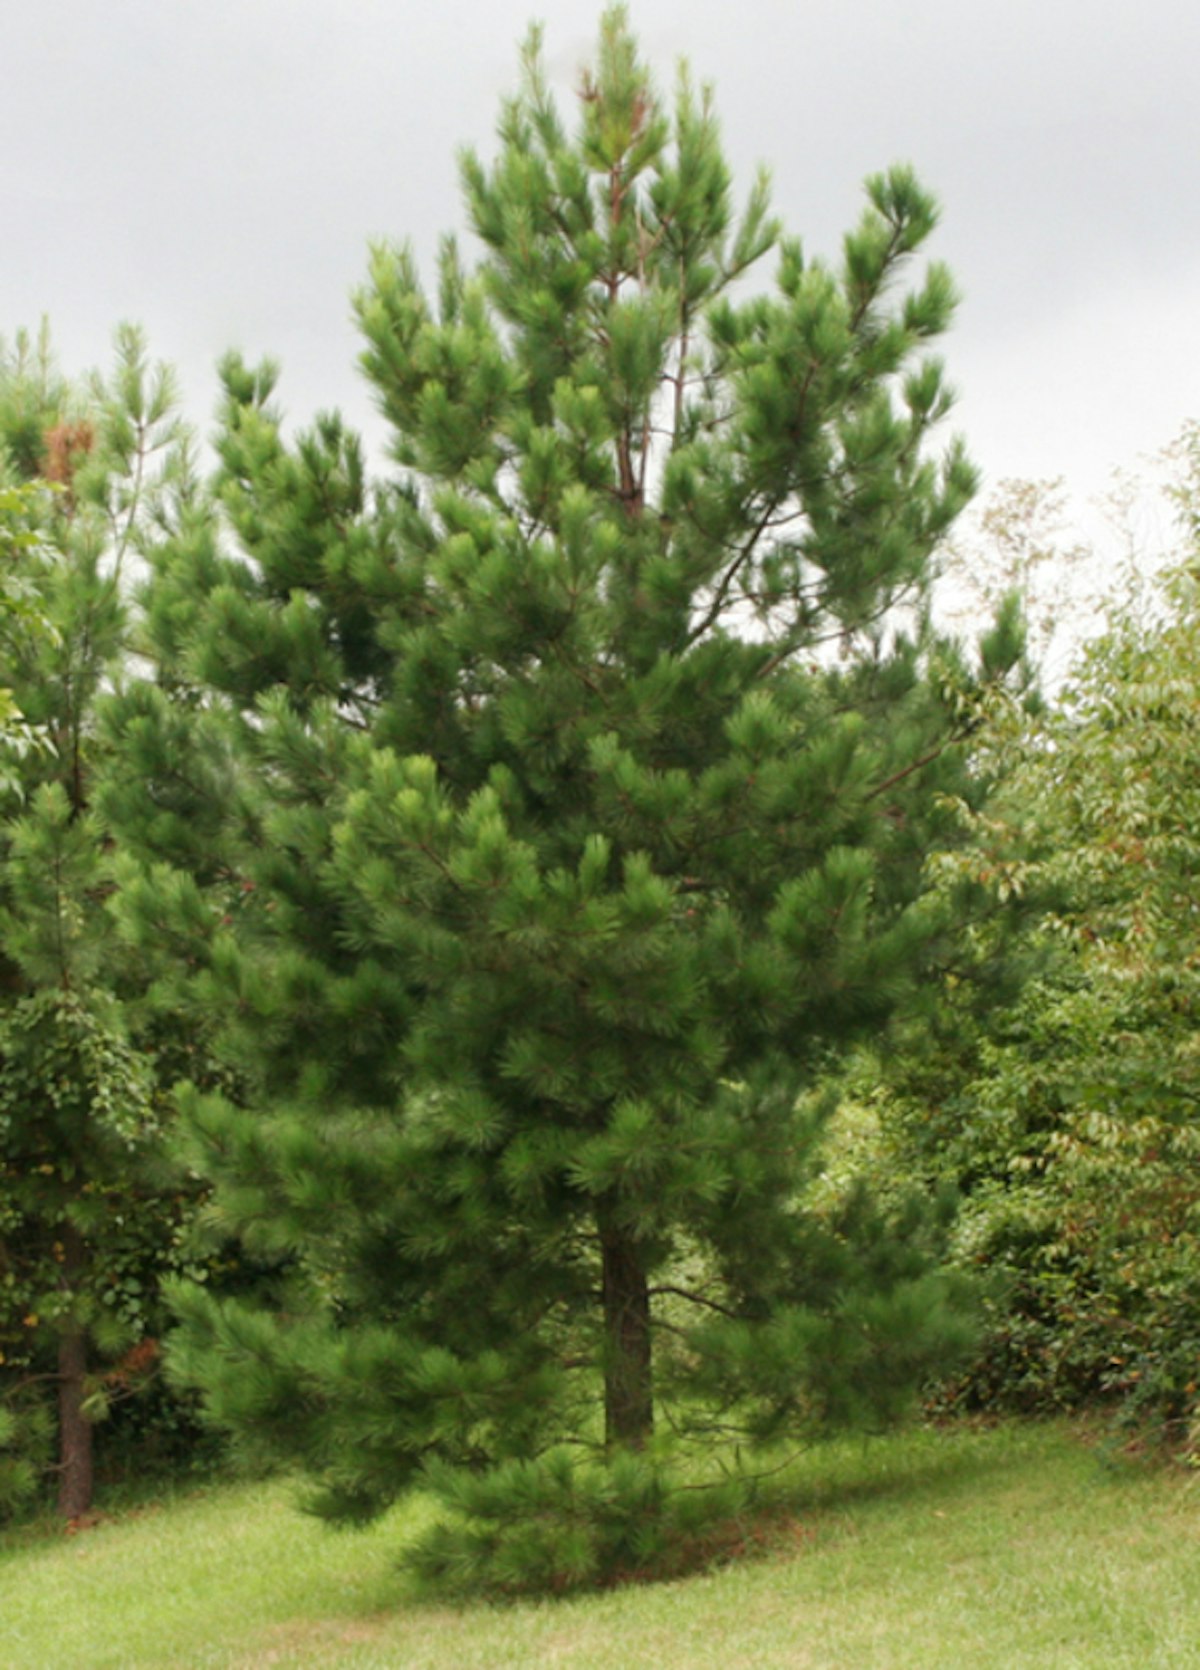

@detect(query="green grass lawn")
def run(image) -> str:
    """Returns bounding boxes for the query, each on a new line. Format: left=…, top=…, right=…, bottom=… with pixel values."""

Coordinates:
left=2, top=1421, right=1197, bottom=1669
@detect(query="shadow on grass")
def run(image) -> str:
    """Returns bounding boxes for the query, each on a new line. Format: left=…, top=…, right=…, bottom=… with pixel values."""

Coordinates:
left=764, top=1423, right=1021, bottom=1515
left=0, top=1470, right=234, bottom=1559
left=386, top=1422, right=1044, bottom=1608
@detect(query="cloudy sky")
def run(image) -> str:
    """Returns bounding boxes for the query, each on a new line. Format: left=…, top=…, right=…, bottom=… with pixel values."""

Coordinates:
left=5, top=0, right=1199, bottom=524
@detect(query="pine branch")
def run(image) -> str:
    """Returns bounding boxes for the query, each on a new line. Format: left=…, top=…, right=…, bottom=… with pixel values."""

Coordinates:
left=648, top=1283, right=742, bottom=1319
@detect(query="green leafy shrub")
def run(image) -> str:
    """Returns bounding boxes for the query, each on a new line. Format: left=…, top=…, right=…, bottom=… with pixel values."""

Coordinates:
left=882, top=489, right=1200, bottom=1443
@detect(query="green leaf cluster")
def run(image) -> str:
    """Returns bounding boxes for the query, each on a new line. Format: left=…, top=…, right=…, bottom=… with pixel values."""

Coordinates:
left=880, top=471, right=1200, bottom=1442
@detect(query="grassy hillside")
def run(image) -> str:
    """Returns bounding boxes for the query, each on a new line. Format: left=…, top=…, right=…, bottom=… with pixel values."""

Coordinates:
left=2, top=1422, right=1197, bottom=1669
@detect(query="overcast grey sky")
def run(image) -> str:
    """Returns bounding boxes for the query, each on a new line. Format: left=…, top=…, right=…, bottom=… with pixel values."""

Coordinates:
left=5, top=0, right=1199, bottom=509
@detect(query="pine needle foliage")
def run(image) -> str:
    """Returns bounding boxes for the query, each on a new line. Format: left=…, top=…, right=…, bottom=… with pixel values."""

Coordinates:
left=109, top=9, right=1016, bottom=1587
left=0, top=325, right=194, bottom=1519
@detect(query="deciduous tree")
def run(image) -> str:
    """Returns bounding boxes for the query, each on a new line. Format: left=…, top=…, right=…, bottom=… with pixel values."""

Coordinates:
left=883, top=431, right=1200, bottom=1439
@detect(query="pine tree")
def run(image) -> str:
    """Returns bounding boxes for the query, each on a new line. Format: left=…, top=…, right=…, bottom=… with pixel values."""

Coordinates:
left=111, top=10, right=1018, bottom=1584
left=0, top=325, right=186, bottom=1518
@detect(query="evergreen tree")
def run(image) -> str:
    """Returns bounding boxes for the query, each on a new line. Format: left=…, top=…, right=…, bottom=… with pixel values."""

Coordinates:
left=112, top=10, right=1018, bottom=1584
left=0, top=325, right=187, bottom=1518
left=0, top=482, right=59, bottom=798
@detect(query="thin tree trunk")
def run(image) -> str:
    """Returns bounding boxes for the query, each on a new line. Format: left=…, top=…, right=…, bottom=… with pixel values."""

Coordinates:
left=598, top=1209, right=653, bottom=1450
left=57, top=1225, right=93, bottom=1520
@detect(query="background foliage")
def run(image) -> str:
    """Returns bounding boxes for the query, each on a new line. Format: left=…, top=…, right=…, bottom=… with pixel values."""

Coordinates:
left=870, top=436, right=1200, bottom=1444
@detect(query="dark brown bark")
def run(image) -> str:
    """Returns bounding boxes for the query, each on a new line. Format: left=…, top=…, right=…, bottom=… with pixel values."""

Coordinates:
left=56, top=1225, right=93, bottom=1520
left=599, top=1210, right=653, bottom=1450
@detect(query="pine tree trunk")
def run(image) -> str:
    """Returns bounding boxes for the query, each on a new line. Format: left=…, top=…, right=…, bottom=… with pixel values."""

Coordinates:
left=598, top=1209, right=653, bottom=1450
left=57, top=1226, right=93, bottom=1521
